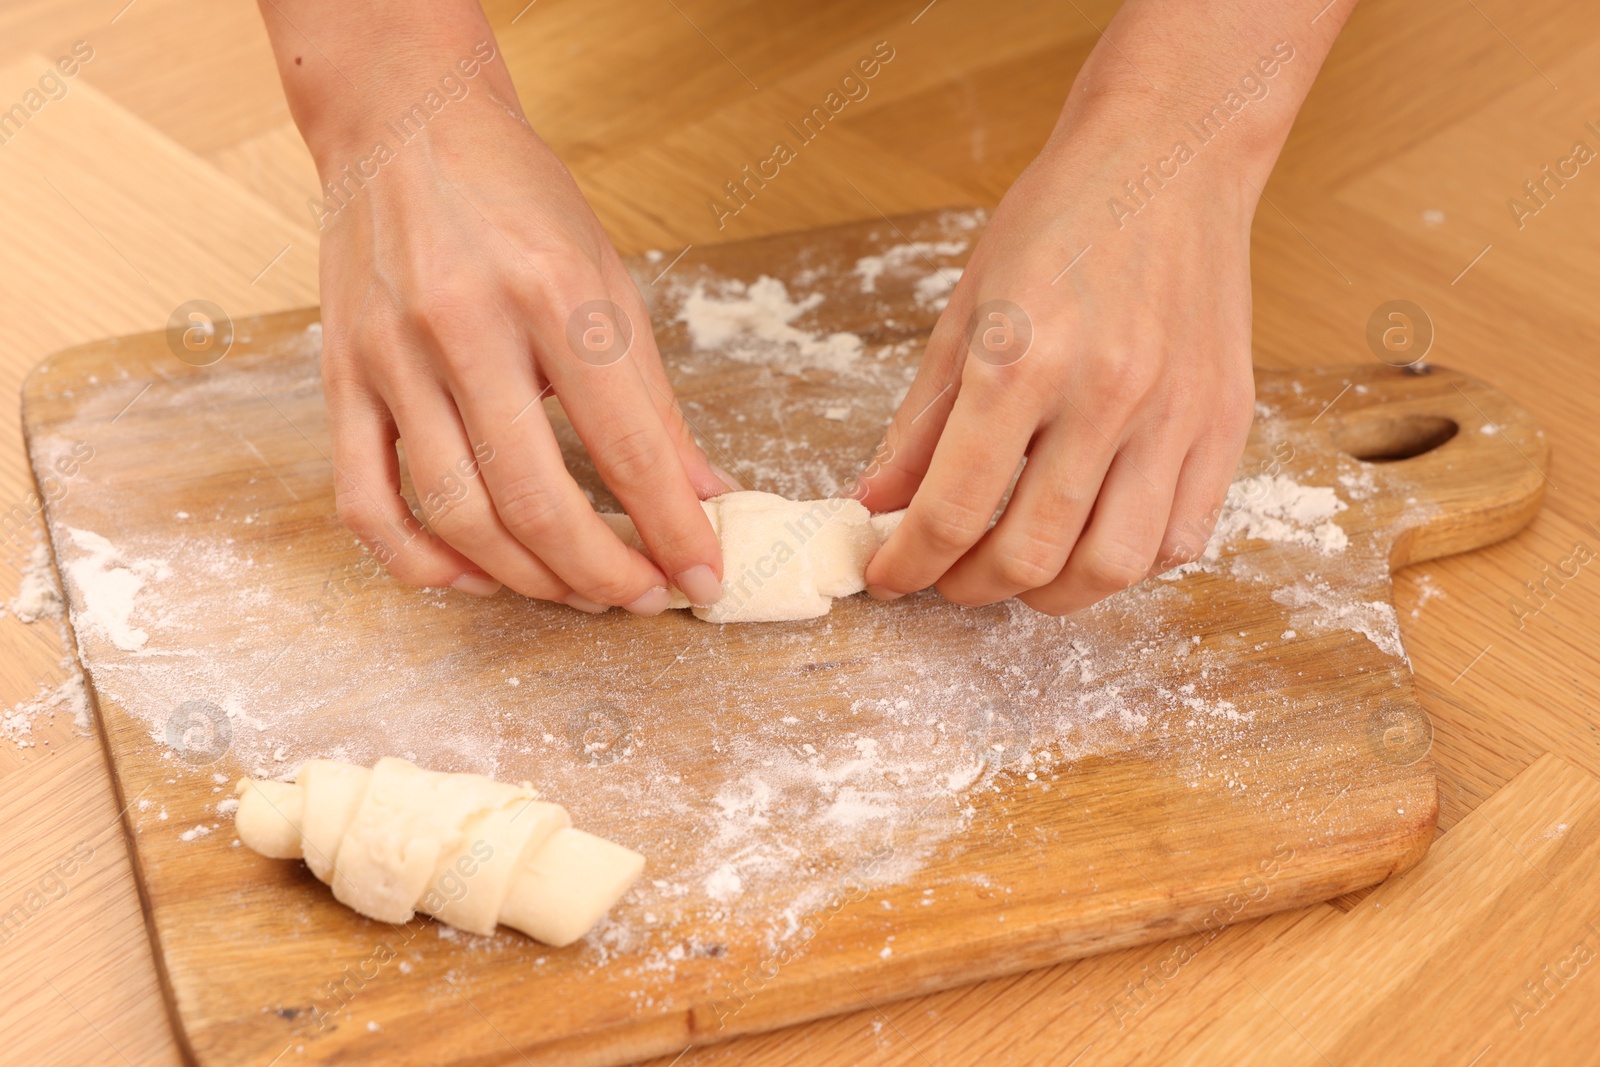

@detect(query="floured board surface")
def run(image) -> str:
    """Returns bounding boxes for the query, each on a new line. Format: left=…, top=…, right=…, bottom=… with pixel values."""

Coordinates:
left=22, top=211, right=1546, bottom=1067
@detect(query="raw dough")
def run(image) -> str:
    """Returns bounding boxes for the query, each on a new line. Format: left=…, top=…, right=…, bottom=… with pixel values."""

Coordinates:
left=234, top=757, right=643, bottom=946
left=603, top=490, right=906, bottom=623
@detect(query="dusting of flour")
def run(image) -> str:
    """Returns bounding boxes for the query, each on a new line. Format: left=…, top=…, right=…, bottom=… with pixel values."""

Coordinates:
left=854, top=240, right=967, bottom=294
left=24, top=215, right=1426, bottom=999
left=8, top=540, right=64, bottom=623
left=61, top=527, right=170, bottom=651
left=1214, top=474, right=1349, bottom=555
left=679, top=276, right=863, bottom=374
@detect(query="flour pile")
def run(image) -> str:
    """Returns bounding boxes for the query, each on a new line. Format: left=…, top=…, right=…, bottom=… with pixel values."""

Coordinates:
left=678, top=276, right=862, bottom=374
left=1213, top=474, right=1349, bottom=555
left=61, top=526, right=169, bottom=652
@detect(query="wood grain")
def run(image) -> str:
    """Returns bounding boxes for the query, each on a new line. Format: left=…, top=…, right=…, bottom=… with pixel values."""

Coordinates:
left=2, top=2, right=1598, bottom=1065
left=667, top=754, right=1600, bottom=1067
left=22, top=213, right=1547, bottom=1066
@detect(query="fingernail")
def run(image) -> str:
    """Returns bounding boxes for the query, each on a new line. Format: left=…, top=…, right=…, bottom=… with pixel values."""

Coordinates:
left=624, top=585, right=672, bottom=616
left=673, top=564, right=724, bottom=606
left=866, top=584, right=905, bottom=601
left=451, top=572, right=502, bottom=597
left=564, top=594, right=609, bottom=614
left=710, top=463, right=744, bottom=493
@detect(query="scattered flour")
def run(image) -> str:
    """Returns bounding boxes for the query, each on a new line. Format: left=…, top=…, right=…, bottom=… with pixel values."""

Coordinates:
left=60, top=527, right=169, bottom=651
left=678, top=276, right=863, bottom=374
left=2, top=667, right=90, bottom=749
left=1273, top=580, right=1408, bottom=661
left=913, top=267, right=962, bottom=310
left=7, top=541, right=63, bottom=623
left=25, top=212, right=1424, bottom=990
left=853, top=241, right=967, bottom=293
left=1213, top=475, right=1349, bottom=555
left=1337, top=467, right=1378, bottom=501
left=1410, top=573, right=1444, bottom=619
left=704, top=864, right=743, bottom=903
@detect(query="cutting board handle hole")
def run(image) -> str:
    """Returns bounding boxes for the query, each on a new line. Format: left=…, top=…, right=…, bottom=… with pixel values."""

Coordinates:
left=1333, top=415, right=1458, bottom=463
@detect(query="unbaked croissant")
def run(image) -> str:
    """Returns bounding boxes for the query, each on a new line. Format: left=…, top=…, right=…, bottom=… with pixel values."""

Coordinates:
left=601, top=490, right=906, bottom=622
left=234, top=757, right=643, bottom=946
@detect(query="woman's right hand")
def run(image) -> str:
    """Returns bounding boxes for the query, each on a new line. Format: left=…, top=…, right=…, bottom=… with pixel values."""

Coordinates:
left=264, top=12, right=734, bottom=614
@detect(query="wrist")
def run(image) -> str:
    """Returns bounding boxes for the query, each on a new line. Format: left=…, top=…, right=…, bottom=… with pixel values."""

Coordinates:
left=1046, top=37, right=1302, bottom=194
left=296, top=39, right=521, bottom=177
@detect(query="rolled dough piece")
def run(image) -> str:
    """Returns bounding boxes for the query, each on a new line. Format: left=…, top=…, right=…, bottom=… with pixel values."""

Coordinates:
left=498, top=827, right=646, bottom=947
left=297, top=758, right=370, bottom=883
left=430, top=799, right=569, bottom=935
left=234, top=779, right=302, bottom=859
left=333, top=757, right=533, bottom=922
left=234, top=757, right=643, bottom=946
left=601, top=490, right=906, bottom=622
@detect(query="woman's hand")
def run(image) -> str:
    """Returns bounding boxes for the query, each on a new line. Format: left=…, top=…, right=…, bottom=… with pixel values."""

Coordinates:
left=260, top=3, right=733, bottom=614
left=857, top=0, right=1350, bottom=616
left=857, top=108, right=1262, bottom=615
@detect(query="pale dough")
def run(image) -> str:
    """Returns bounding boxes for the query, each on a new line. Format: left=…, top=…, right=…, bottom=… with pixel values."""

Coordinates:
left=602, top=490, right=906, bottom=623
left=234, top=757, right=643, bottom=946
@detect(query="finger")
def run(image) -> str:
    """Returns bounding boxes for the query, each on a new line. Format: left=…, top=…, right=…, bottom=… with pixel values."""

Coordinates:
left=613, top=271, right=742, bottom=499
left=388, top=384, right=583, bottom=606
left=1154, top=435, right=1245, bottom=573
left=544, top=292, right=724, bottom=603
left=447, top=360, right=687, bottom=614
left=863, top=363, right=1036, bottom=597
left=324, top=379, right=497, bottom=595
left=1020, top=445, right=1182, bottom=616
left=934, top=414, right=1118, bottom=606
left=852, top=306, right=968, bottom=512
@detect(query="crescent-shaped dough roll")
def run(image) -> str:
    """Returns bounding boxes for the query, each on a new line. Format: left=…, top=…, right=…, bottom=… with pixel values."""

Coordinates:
left=600, top=491, right=905, bottom=622
left=234, top=758, right=642, bottom=947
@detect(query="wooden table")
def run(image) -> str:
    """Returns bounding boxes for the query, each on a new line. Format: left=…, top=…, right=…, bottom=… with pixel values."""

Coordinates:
left=3, top=2, right=1599, bottom=1064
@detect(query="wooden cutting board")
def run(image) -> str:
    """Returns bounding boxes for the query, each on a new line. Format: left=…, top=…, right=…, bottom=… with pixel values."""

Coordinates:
left=22, top=211, right=1545, bottom=1067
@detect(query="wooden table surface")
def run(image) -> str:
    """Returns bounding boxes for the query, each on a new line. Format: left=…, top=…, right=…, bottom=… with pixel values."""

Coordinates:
left=2, top=2, right=1597, bottom=1065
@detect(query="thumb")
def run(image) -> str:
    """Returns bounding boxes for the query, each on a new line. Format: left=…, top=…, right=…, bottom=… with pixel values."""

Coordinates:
left=852, top=302, right=970, bottom=512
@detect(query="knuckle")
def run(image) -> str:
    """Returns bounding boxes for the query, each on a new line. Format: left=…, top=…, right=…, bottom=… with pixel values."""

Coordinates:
left=595, top=425, right=666, bottom=485
left=410, top=286, right=488, bottom=354
left=322, top=342, right=389, bottom=400
left=321, top=352, right=365, bottom=395
left=423, top=494, right=486, bottom=542
left=408, top=282, right=465, bottom=328
left=1028, top=485, right=1092, bottom=533
left=1219, top=391, right=1256, bottom=438
left=1189, top=374, right=1253, bottom=433
left=334, top=489, right=381, bottom=539
left=917, top=496, right=991, bottom=554
left=1088, top=353, right=1160, bottom=413
left=993, top=537, right=1063, bottom=590
left=493, top=475, right=570, bottom=541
